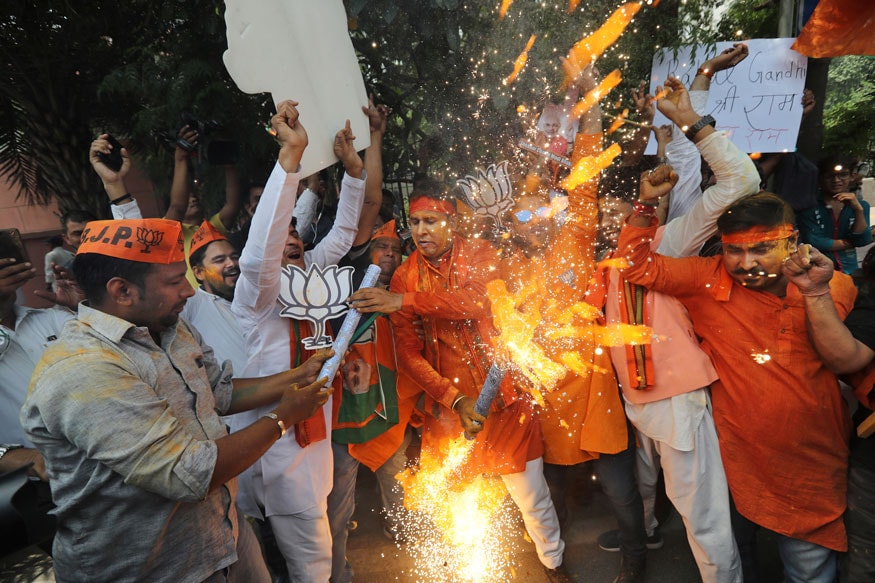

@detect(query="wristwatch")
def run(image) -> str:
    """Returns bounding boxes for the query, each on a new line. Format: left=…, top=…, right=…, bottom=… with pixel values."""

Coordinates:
left=0, top=444, right=23, bottom=462
left=685, top=114, right=716, bottom=141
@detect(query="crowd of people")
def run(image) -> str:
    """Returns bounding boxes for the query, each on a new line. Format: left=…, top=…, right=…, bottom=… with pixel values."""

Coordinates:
left=1, top=40, right=874, bottom=583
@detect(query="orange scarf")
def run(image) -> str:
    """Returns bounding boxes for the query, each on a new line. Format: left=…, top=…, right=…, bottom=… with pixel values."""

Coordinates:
left=586, top=256, right=654, bottom=390
left=289, top=320, right=341, bottom=447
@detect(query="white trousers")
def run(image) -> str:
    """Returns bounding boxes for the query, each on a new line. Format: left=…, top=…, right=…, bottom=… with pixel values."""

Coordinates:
left=501, top=457, right=566, bottom=569
left=634, top=404, right=742, bottom=583
left=252, top=474, right=332, bottom=583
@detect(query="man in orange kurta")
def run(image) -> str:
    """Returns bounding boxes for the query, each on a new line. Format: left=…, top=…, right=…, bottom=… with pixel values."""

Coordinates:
left=354, top=192, right=572, bottom=581
left=617, top=190, right=856, bottom=582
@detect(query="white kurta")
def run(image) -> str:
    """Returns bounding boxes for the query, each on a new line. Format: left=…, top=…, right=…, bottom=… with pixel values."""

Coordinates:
left=231, top=160, right=365, bottom=518
left=181, top=288, right=248, bottom=375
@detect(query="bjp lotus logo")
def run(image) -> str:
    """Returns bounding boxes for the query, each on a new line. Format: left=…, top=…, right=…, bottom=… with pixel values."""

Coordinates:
left=136, top=227, right=163, bottom=254
left=278, top=264, right=354, bottom=350
left=456, top=160, right=515, bottom=229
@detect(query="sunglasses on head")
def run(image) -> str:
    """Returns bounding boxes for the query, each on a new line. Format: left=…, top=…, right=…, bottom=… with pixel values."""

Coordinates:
left=514, top=206, right=552, bottom=223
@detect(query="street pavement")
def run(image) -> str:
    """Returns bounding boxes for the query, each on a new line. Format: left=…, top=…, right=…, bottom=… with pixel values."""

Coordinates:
left=1, top=462, right=785, bottom=583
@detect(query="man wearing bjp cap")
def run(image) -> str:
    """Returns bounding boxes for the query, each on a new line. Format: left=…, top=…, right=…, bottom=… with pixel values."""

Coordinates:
left=617, top=191, right=858, bottom=582
left=350, top=191, right=573, bottom=582
left=181, top=220, right=251, bottom=375
left=20, top=218, right=331, bottom=582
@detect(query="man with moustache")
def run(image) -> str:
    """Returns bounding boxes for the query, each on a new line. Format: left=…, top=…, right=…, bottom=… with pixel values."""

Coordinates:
left=20, top=217, right=331, bottom=582
left=350, top=189, right=573, bottom=582
left=182, top=221, right=249, bottom=374
left=617, top=173, right=857, bottom=581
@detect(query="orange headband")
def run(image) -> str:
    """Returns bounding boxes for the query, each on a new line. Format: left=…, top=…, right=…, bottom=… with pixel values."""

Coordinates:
left=721, top=225, right=795, bottom=245
left=371, top=219, right=400, bottom=242
left=189, top=220, right=227, bottom=257
left=409, top=197, right=455, bottom=216
left=78, top=219, right=185, bottom=264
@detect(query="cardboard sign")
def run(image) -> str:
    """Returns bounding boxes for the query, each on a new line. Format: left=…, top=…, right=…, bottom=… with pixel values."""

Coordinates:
left=223, top=0, right=370, bottom=176
left=645, top=38, right=808, bottom=154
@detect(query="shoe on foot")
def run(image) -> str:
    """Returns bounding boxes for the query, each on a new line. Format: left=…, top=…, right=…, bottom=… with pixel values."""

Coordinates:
left=597, top=528, right=663, bottom=552
left=612, top=556, right=646, bottom=583
left=543, top=561, right=575, bottom=583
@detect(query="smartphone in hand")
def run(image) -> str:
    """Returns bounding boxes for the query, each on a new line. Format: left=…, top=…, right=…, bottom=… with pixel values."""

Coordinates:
left=0, top=228, right=29, bottom=264
left=96, top=134, right=124, bottom=172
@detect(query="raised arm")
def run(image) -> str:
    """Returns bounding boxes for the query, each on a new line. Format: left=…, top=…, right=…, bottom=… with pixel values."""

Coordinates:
left=306, top=122, right=366, bottom=267
left=351, top=97, right=389, bottom=247
left=621, top=81, right=656, bottom=167
left=217, top=164, right=243, bottom=230
left=89, top=134, right=141, bottom=219
left=235, top=101, right=308, bottom=313
left=654, top=78, right=759, bottom=258
left=164, top=125, right=199, bottom=221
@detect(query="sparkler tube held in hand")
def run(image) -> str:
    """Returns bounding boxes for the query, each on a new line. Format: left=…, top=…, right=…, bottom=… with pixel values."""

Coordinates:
left=316, top=264, right=382, bottom=386
left=465, top=363, right=507, bottom=440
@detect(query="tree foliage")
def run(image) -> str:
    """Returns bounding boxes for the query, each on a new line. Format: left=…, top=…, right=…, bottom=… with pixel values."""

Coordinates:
left=822, top=55, right=875, bottom=158
left=1, top=0, right=727, bottom=215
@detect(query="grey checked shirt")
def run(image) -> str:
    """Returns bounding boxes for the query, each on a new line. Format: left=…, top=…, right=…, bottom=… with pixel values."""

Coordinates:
left=21, top=304, right=239, bottom=582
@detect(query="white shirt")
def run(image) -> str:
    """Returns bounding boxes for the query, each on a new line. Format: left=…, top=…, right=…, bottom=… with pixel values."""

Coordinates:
left=231, top=161, right=365, bottom=517
left=617, top=91, right=761, bottom=449
left=180, top=288, right=248, bottom=375
left=1, top=305, right=74, bottom=445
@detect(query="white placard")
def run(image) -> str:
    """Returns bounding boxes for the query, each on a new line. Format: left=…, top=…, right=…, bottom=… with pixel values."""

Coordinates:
left=223, top=0, right=370, bottom=177
left=645, top=38, right=808, bottom=154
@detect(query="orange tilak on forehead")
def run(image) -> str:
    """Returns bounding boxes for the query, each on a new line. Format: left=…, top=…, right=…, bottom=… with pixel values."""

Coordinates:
left=409, top=198, right=455, bottom=216
left=721, top=225, right=795, bottom=245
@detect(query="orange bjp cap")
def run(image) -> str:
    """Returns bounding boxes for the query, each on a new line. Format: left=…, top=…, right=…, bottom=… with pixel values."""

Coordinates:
left=189, top=220, right=228, bottom=257
left=371, top=219, right=399, bottom=242
left=77, top=219, right=185, bottom=264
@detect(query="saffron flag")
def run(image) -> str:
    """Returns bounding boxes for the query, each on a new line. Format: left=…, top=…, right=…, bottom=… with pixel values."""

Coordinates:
left=792, top=0, right=875, bottom=57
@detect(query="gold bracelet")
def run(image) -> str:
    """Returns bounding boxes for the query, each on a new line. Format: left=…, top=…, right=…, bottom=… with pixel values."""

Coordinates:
left=696, top=66, right=714, bottom=79
left=264, top=412, right=287, bottom=438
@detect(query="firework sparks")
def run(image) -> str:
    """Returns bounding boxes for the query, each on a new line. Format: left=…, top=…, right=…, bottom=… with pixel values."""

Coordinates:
left=607, top=108, right=630, bottom=133
left=487, top=279, right=564, bottom=403
left=564, top=2, right=642, bottom=84
left=396, top=438, right=522, bottom=582
left=562, top=142, right=622, bottom=191
left=569, top=69, right=623, bottom=119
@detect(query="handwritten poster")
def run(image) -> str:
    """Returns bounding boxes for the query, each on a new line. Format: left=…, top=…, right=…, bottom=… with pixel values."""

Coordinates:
left=645, top=38, right=808, bottom=154
left=223, top=0, right=370, bottom=177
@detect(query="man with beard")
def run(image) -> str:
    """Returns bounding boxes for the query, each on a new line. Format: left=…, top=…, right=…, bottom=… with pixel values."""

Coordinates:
left=20, top=217, right=331, bottom=582
left=617, top=116, right=858, bottom=580
left=330, top=220, right=423, bottom=582
left=181, top=221, right=248, bottom=374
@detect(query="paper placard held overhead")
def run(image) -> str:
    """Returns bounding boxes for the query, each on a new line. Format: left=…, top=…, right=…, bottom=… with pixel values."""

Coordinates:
left=645, top=38, right=808, bottom=154
left=223, top=0, right=370, bottom=176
